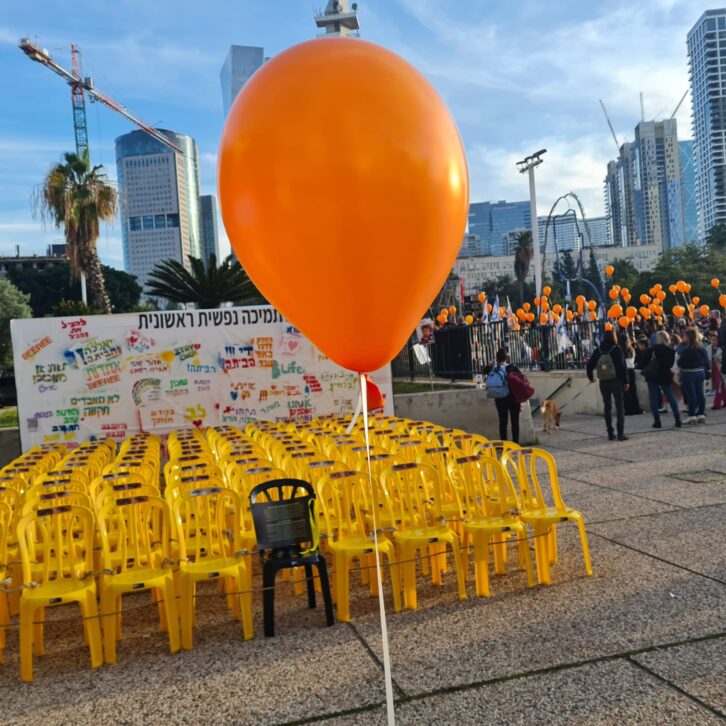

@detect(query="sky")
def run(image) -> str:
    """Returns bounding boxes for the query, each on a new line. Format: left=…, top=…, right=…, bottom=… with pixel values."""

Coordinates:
left=0, top=0, right=711, bottom=269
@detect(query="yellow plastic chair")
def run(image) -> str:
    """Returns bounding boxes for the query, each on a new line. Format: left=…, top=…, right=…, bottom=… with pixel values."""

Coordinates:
left=381, top=463, right=466, bottom=609
left=502, top=447, right=592, bottom=585
left=450, top=455, right=533, bottom=596
left=475, top=440, right=521, bottom=459
left=97, top=495, right=180, bottom=664
left=0, top=501, right=11, bottom=663
left=172, top=486, right=253, bottom=648
left=21, top=490, right=92, bottom=518
left=17, top=504, right=103, bottom=682
left=318, top=471, right=401, bottom=621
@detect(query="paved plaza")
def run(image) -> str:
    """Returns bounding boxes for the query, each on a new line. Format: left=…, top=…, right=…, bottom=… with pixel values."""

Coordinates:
left=2, top=410, right=725, bottom=725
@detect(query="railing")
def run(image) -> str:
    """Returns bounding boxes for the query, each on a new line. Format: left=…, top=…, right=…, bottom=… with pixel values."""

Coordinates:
left=392, top=320, right=604, bottom=382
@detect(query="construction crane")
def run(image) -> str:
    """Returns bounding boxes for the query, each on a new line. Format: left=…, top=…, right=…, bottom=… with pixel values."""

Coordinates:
left=599, top=99, right=621, bottom=154
left=19, top=38, right=182, bottom=158
left=670, top=89, right=689, bottom=119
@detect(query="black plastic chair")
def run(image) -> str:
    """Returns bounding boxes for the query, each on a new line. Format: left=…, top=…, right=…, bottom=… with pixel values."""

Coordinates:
left=249, top=478, right=334, bottom=637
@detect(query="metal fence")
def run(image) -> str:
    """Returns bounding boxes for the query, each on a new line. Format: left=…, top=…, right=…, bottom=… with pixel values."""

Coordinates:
left=392, top=320, right=604, bottom=382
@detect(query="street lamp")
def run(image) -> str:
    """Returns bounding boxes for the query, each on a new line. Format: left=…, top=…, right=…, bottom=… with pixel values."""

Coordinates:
left=516, top=149, right=547, bottom=298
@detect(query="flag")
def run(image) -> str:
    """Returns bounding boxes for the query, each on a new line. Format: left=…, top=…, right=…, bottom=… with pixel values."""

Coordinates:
left=490, top=295, right=500, bottom=322
left=481, top=293, right=489, bottom=323
left=506, top=296, right=518, bottom=330
left=557, top=306, right=573, bottom=353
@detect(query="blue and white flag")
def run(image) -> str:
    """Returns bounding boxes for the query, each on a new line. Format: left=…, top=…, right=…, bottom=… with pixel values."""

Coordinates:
left=490, top=295, right=501, bottom=322
left=481, top=294, right=489, bottom=323
left=557, top=306, right=573, bottom=353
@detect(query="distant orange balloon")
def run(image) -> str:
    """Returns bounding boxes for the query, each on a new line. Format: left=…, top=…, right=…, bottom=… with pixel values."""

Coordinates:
left=527, top=312, right=535, bottom=323
left=656, top=290, right=666, bottom=301
left=640, top=294, right=651, bottom=305
left=692, top=296, right=700, bottom=305
left=587, top=300, right=597, bottom=311
left=604, top=322, right=613, bottom=331
left=553, top=304, right=563, bottom=314
left=626, top=306, right=637, bottom=319
left=608, top=304, right=623, bottom=319
left=668, top=284, right=677, bottom=294
left=608, top=288, right=619, bottom=300
left=448, top=306, right=457, bottom=316
left=539, top=313, right=548, bottom=325
left=487, top=303, right=493, bottom=313
left=676, top=280, right=687, bottom=293
left=700, top=304, right=709, bottom=316
left=605, top=265, right=614, bottom=276
left=465, top=314, right=474, bottom=325
left=712, top=278, right=720, bottom=288
left=523, top=302, right=531, bottom=312
left=534, top=297, right=541, bottom=306
left=541, top=300, right=550, bottom=312
left=589, top=311, right=597, bottom=320
left=542, top=285, right=552, bottom=297
left=619, top=316, right=630, bottom=328
left=720, top=294, right=726, bottom=308
left=478, top=292, right=486, bottom=303
left=566, top=310, right=574, bottom=321
left=218, top=38, right=469, bottom=373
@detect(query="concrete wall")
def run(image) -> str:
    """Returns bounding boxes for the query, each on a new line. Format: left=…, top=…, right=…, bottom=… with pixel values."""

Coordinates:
left=526, top=370, right=651, bottom=415
left=393, top=389, right=535, bottom=444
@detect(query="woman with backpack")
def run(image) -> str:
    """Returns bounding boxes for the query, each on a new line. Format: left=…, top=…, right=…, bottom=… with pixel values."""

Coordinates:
left=642, top=330, right=682, bottom=429
left=586, top=327, right=629, bottom=441
left=485, top=348, right=522, bottom=443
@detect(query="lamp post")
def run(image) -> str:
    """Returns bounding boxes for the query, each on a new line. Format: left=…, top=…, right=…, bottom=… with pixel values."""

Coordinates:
left=516, top=149, right=547, bottom=298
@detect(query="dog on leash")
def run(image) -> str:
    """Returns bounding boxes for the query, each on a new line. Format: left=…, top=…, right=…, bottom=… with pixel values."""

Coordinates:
left=541, top=399, right=561, bottom=433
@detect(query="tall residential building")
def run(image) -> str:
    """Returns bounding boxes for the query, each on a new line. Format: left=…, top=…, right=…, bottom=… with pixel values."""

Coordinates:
left=688, top=10, right=726, bottom=241
left=604, top=120, right=684, bottom=250
left=464, top=200, right=531, bottom=257
left=679, top=140, right=699, bottom=243
left=315, top=0, right=360, bottom=37
left=633, top=119, right=683, bottom=249
left=220, top=45, right=267, bottom=116
left=115, top=129, right=202, bottom=291
left=536, top=214, right=612, bottom=258
left=199, top=195, right=220, bottom=263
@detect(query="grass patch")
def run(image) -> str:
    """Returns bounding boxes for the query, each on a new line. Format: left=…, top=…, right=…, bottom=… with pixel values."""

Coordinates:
left=393, top=381, right=469, bottom=394
left=0, top=407, right=19, bottom=429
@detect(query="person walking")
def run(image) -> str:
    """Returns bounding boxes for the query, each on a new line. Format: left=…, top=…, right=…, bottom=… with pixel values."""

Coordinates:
left=642, top=331, right=681, bottom=428
left=485, top=348, right=521, bottom=443
left=677, top=328, right=710, bottom=424
left=586, top=328, right=629, bottom=441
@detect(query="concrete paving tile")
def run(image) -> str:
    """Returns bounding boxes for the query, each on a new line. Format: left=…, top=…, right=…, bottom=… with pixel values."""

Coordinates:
left=633, top=637, right=726, bottom=716
left=1, top=582, right=386, bottom=725
left=559, top=477, right=679, bottom=523
left=590, top=505, right=726, bottom=582
left=332, top=659, right=725, bottom=725
left=352, top=530, right=726, bottom=696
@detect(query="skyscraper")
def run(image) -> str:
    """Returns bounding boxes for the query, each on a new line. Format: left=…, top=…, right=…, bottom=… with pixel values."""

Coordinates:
left=464, top=200, right=531, bottom=257
left=220, top=45, right=266, bottom=116
left=199, top=195, right=220, bottom=263
left=688, top=10, right=726, bottom=241
left=679, top=140, right=699, bottom=244
left=604, top=120, right=684, bottom=250
left=633, top=119, right=683, bottom=249
left=115, top=129, right=202, bottom=291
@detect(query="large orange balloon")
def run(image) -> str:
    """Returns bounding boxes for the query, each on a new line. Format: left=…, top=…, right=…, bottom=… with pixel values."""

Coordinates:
left=218, top=39, right=468, bottom=373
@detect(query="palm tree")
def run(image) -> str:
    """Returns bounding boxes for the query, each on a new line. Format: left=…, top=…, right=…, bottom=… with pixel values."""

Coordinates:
left=513, top=230, right=533, bottom=306
left=36, top=152, right=116, bottom=313
left=146, top=254, right=266, bottom=309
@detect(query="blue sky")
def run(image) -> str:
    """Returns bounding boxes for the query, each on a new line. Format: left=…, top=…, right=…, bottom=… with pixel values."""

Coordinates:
left=0, top=0, right=709, bottom=269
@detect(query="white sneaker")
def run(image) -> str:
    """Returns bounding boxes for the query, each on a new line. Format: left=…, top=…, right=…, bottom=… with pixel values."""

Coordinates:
left=686, top=416, right=697, bottom=424
left=697, top=415, right=706, bottom=424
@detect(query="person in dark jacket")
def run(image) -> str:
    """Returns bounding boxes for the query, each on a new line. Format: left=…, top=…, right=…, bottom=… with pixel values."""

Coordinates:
left=719, top=316, right=726, bottom=375
left=485, top=348, right=521, bottom=443
left=619, top=334, right=643, bottom=415
left=642, top=330, right=681, bottom=428
left=677, top=328, right=710, bottom=423
left=586, top=328, right=628, bottom=441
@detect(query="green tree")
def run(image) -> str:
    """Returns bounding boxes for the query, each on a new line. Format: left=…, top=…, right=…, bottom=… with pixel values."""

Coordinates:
left=0, top=278, right=32, bottom=369
left=7, top=263, right=141, bottom=316
left=705, top=222, right=726, bottom=253
left=35, top=152, right=117, bottom=313
left=513, top=230, right=533, bottom=306
left=585, top=248, right=604, bottom=297
left=145, top=254, right=266, bottom=309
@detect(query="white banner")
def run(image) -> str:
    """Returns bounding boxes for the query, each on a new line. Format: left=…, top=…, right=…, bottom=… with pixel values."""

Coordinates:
left=11, top=306, right=393, bottom=451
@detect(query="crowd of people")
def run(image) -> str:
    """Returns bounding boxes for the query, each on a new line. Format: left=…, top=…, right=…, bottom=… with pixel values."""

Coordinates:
left=586, top=310, right=726, bottom=440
